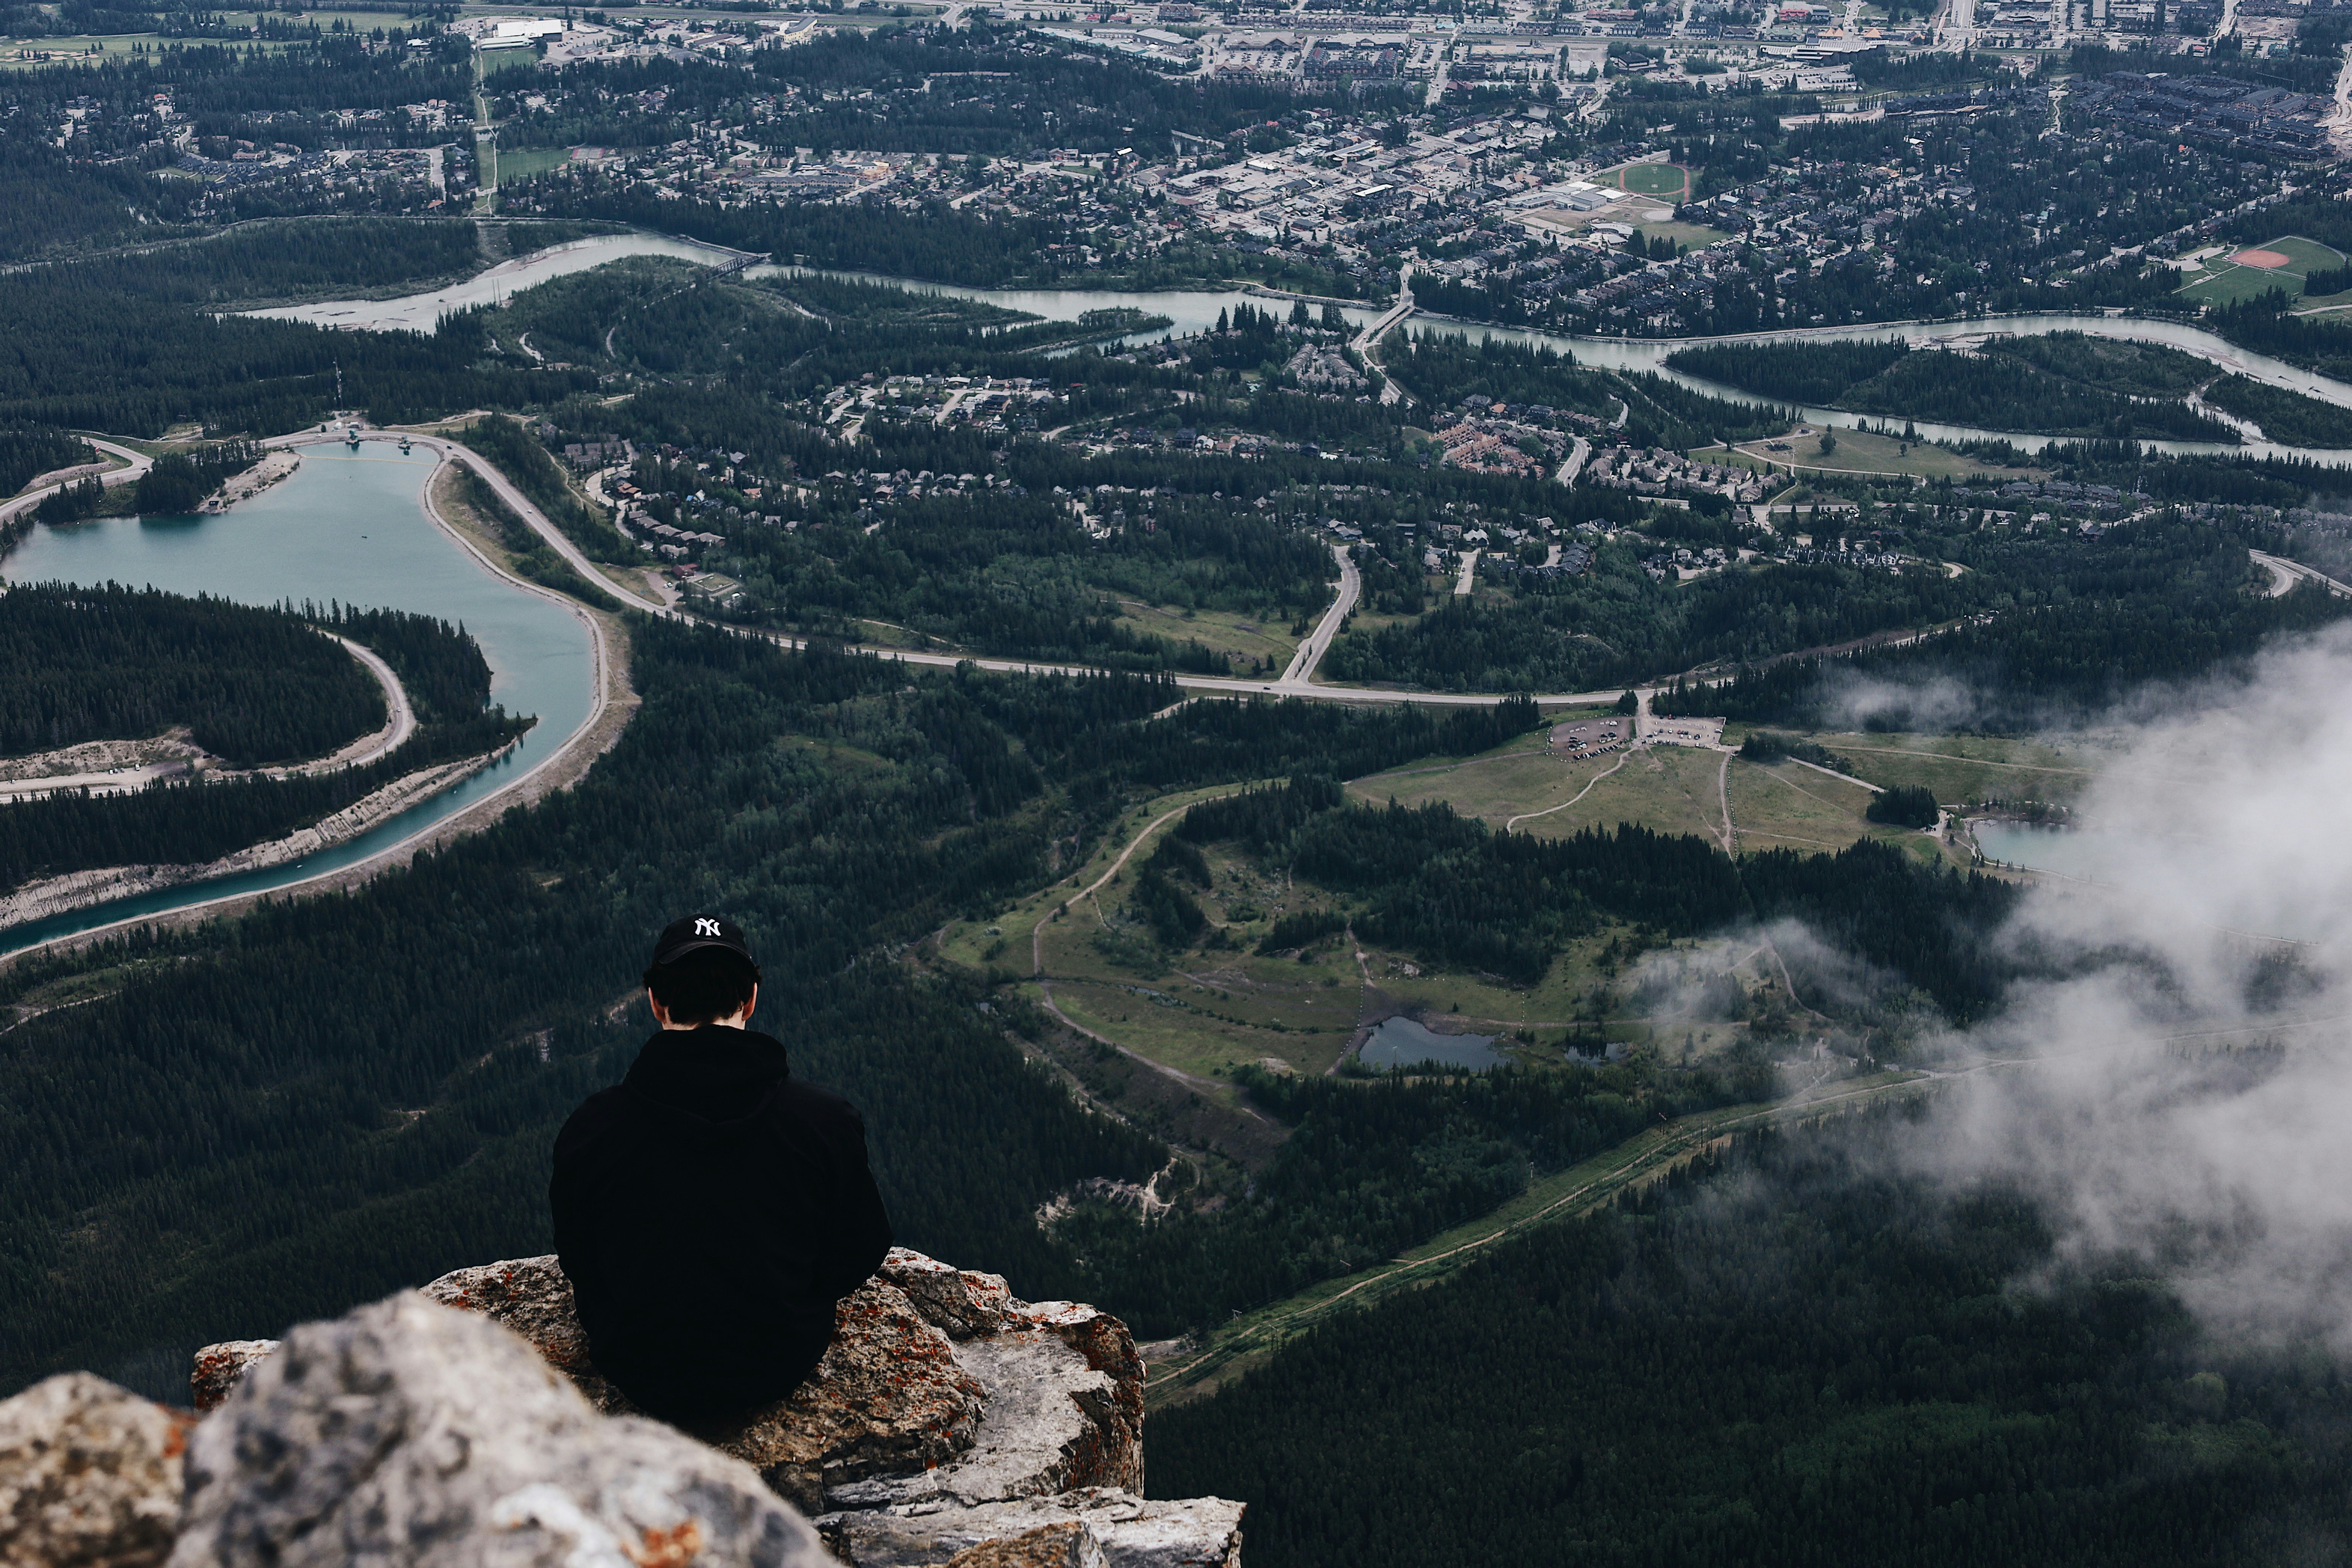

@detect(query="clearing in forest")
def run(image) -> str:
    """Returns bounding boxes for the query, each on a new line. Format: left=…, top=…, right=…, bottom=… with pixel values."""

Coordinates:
left=2176, top=234, right=2344, bottom=307
left=1594, top=160, right=1691, bottom=200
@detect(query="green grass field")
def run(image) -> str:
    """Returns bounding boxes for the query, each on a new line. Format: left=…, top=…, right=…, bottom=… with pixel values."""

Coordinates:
left=1602, top=160, right=1690, bottom=198
left=1110, top=602, right=1301, bottom=673
left=1806, top=731, right=2112, bottom=806
left=0, top=13, right=413, bottom=67
left=1724, top=425, right=2041, bottom=481
left=2175, top=234, right=2344, bottom=308
left=926, top=722, right=2089, bottom=1136
left=1637, top=220, right=1730, bottom=250
left=3, top=34, right=168, bottom=67
left=493, top=144, right=571, bottom=184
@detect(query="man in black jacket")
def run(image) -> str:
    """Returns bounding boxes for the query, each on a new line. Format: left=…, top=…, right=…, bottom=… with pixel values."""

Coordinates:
left=551, top=914, right=893, bottom=1422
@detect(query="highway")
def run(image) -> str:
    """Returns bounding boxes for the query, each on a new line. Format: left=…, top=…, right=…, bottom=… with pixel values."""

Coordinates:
left=0, top=438, right=156, bottom=527
left=1277, top=543, right=1361, bottom=687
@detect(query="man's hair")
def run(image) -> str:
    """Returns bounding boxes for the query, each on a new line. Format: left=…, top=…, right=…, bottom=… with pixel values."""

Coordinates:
left=643, top=948, right=762, bottom=1026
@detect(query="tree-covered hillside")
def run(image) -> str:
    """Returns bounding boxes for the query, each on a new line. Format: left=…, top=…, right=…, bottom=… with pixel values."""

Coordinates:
left=1152, top=1112, right=2352, bottom=1568
left=0, top=620, right=1563, bottom=1395
left=0, top=582, right=381, bottom=766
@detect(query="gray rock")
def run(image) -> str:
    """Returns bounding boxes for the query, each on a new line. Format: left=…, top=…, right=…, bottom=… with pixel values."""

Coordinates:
left=0, top=1372, right=193, bottom=1568
left=816, top=1490, right=1243, bottom=1568
left=188, top=1343, right=278, bottom=1416
left=671, top=1279, right=985, bottom=1516
left=943, top=1521, right=1104, bottom=1568
left=420, top=1257, right=594, bottom=1376
left=182, top=1251, right=1234, bottom=1567
left=822, top=1333, right=1130, bottom=1512
left=879, top=1249, right=1012, bottom=1340
left=167, top=1291, right=835, bottom=1568
left=205, top=1258, right=992, bottom=1517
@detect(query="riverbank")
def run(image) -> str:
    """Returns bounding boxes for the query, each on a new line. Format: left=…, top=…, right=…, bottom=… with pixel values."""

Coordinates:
left=0, top=744, right=514, bottom=931
left=200, top=449, right=299, bottom=512
left=0, top=439, right=636, bottom=966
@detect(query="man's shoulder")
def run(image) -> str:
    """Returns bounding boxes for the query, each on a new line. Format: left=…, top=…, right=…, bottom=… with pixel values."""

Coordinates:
left=553, top=1085, right=638, bottom=1163
left=772, top=1075, right=864, bottom=1130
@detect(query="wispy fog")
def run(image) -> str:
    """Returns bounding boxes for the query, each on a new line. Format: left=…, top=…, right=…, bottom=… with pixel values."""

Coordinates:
left=1906, top=622, right=2352, bottom=1348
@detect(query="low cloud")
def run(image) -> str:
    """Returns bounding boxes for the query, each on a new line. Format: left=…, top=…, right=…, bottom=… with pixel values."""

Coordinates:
left=1900, top=622, right=2352, bottom=1347
left=1818, top=669, right=1989, bottom=734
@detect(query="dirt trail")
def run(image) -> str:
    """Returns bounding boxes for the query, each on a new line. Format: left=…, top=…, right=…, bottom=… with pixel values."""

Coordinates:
left=1028, top=793, right=1258, bottom=1109
left=1504, top=753, right=1629, bottom=831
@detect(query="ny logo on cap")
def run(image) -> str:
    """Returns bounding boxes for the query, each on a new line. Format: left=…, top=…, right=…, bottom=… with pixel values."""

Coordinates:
left=695, top=918, right=723, bottom=937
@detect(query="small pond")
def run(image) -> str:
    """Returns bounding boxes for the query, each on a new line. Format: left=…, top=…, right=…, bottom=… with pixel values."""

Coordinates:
left=1970, top=821, right=2132, bottom=884
left=1358, top=1015, right=1507, bottom=1071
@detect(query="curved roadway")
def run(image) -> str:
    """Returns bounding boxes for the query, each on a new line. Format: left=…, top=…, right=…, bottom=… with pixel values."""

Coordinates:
left=0, top=438, right=156, bottom=527
left=333, top=428, right=1639, bottom=707
left=308, top=634, right=418, bottom=772
left=0, top=435, right=623, bottom=963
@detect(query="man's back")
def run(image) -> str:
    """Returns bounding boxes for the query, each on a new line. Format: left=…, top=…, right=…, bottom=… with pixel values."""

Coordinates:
left=551, top=1023, right=892, bottom=1420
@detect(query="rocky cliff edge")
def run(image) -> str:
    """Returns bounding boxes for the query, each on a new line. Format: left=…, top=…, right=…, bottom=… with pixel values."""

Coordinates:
left=0, top=1248, right=1242, bottom=1568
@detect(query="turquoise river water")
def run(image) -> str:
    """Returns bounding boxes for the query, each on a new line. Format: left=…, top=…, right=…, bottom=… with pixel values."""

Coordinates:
left=0, top=445, right=596, bottom=956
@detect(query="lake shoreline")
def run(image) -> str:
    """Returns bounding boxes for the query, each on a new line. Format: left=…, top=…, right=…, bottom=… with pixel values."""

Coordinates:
left=0, top=446, right=604, bottom=964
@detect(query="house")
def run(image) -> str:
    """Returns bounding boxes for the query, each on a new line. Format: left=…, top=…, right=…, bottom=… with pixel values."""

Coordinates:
left=680, top=572, right=748, bottom=610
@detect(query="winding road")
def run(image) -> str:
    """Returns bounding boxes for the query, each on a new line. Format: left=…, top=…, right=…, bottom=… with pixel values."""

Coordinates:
left=331, top=427, right=1655, bottom=706
left=0, top=433, right=626, bottom=965
left=0, top=438, right=155, bottom=526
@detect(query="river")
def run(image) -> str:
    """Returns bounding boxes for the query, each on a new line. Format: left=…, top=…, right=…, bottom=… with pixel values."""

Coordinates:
left=239, top=231, right=1386, bottom=346
left=1404, top=311, right=2352, bottom=463
left=0, top=446, right=597, bottom=956
left=242, top=233, right=754, bottom=333
left=247, top=230, right=2352, bottom=462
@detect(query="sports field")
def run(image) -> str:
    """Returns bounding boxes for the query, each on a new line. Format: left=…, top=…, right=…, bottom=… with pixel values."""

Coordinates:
left=1636, top=220, right=1731, bottom=250
left=2175, top=234, right=2344, bottom=307
left=1596, top=160, right=1691, bottom=200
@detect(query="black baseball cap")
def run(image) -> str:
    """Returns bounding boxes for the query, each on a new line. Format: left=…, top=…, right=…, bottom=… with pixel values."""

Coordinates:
left=650, top=914, right=756, bottom=969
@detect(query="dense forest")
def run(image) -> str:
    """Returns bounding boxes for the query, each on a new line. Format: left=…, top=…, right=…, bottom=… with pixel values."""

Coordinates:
left=1176, top=777, right=2021, bottom=1031
left=0, top=582, right=382, bottom=766
left=1051, top=1062, right=1770, bottom=1336
left=1323, top=553, right=1975, bottom=693
left=0, top=589, right=518, bottom=894
left=0, top=708, right=528, bottom=895
left=0, top=220, right=586, bottom=434
left=0, top=427, right=94, bottom=499
left=1655, top=519, right=2352, bottom=730
left=1339, top=507, right=2341, bottom=699
left=1152, top=1112, right=2352, bottom=1568
left=0, top=606, right=2044, bottom=1392
left=1174, top=774, right=1746, bottom=985
left=0, top=620, right=1605, bottom=1394
left=1664, top=335, right=2237, bottom=442
left=308, top=601, right=498, bottom=727
left=2200, top=374, right=2352, bottom=449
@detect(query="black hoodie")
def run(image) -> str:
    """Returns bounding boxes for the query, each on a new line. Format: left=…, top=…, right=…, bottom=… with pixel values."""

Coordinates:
left=549, top=1025, right=892, bottom=1420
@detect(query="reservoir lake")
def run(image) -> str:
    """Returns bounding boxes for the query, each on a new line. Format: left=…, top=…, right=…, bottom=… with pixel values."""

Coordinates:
left=0, top=446, right=597, bottom=955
